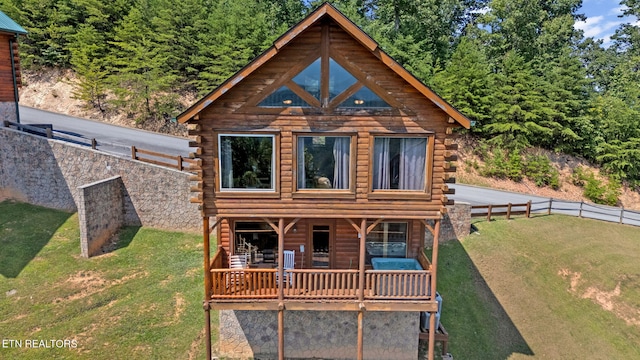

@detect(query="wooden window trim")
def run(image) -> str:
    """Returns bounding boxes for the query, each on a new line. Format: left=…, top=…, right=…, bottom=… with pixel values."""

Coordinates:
left=292, top=132, right=357, bottom=198
left=367, top=133, right=435, bottom=200
left=214, top=132, right=281, bottom=198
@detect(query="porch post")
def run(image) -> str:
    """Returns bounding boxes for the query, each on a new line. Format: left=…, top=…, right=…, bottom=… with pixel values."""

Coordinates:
left=277, top=218, right=285, bottom=360
left=357, top=218, right=367, bottom=360
left=427, top=218, right=441, bottom=360
left=202, top=216, right=212, bottom=360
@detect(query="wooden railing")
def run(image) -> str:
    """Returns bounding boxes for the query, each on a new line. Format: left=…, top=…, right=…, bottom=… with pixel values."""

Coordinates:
left=131, top=146, right=198, bottom=171
left=208, top=266, right=433, bottom=301
left=285, top=269, right=359, bottom=299
left=471, top=201, right=531, bottom=221
left=210, top=269, right=277, bottom=298
left=365, top=270, right=431, bottom=300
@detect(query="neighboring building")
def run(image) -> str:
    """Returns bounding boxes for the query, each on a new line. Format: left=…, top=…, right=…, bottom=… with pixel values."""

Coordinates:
left=0, top=10, right=25, bottom=123
left=177, top=3, right=470, bottom=360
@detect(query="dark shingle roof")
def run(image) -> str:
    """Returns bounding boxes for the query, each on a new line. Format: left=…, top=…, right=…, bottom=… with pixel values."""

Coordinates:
left=0, top=10, right=26, bottom=35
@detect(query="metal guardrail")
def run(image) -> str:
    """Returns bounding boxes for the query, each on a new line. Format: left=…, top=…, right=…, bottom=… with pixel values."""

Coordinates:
left=3, top=120, right=97, bottom=149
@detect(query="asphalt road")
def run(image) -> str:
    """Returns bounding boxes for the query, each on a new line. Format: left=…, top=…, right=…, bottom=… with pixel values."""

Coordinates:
left=15, top=106, right=640, bottom=226
left=19, top=106, right=189, bottom=157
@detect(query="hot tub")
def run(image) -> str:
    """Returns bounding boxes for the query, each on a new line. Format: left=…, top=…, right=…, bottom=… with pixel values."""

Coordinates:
left=371, top=257, right=423, bottom=271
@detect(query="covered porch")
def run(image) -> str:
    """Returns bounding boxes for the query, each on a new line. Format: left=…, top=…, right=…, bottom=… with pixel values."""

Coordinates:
left=202, top=215, right=445, bottom=360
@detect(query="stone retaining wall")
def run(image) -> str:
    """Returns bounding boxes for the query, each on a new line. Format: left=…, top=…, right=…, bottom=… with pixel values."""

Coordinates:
left=78, top=176, right=124, bottom=257
left=218, top=310, right=419, bottom=360
left=0, top=127, right=200, bottom=232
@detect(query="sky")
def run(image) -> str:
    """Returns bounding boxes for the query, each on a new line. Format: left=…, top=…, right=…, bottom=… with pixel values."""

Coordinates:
left=576, top=0, right=639, bottom=46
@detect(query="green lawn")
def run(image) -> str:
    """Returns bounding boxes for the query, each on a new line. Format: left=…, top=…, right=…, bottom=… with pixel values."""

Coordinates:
left=3, top=200, right=640, bottom=359
left=0, top=200, right=209, bottom=359
left=437, top=215, right=640, bottom=359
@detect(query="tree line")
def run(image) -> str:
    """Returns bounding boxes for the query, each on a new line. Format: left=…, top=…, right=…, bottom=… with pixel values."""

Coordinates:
left=1, top=0, right=638, bottom=189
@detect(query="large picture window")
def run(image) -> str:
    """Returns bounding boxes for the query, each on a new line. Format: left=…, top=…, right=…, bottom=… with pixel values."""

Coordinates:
left=218, top=134, right=275, bottom=191
left=296, top=135, right=351, bottom=190
left=372, top=137, right=428, bottom=191
left=365, top=222, right=408, bottom=264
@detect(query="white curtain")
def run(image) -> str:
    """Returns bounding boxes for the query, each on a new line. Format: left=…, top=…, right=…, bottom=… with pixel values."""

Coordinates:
left=332, top=137, right=350, bottom=189
left=221, top=138, right=233, bottom=188
left=373, top=138, right=391, bottom=189
left=297, top=138, right=306, bottom=189
left=399, top=138, right=426, bottom=190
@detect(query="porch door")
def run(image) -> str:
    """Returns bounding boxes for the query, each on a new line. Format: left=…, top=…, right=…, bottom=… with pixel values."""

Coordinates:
left=308, top=222, right=334, bottom=268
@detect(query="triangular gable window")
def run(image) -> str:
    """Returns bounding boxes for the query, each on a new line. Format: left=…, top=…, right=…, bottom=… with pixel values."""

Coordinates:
left=255, top=53, right=395, bottom=111
left=338, top=86, right=390, bottom=109
left=259, top=86, right=312, bottom=107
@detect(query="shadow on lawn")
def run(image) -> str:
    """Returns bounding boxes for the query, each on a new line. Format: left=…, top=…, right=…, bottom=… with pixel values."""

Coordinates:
left=97, top=226, right=141, bottom=255
left=437, top=239, right=534, bottom=359
left=0, top=201, right=73, bottom=278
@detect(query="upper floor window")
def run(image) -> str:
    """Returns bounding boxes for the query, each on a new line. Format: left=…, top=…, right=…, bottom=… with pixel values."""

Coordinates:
left=218, top=134, right=275, bottom=191
left=296, top=135, right=351, bottom=190
left=372, top=137, right=429, bottom=191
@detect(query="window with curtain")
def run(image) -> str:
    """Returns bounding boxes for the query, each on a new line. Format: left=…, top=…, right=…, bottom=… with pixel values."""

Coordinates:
left=372, top=137, right=427, bottom=191
left=218, top=134, right=275, bottom=191
left=297, top=136, right=351, bottom=190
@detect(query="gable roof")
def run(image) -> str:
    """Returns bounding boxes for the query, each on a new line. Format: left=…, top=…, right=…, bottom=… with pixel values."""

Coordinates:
left=0, top=11, right=26, bottom=35
left=177, top=2, right=470, bottom=129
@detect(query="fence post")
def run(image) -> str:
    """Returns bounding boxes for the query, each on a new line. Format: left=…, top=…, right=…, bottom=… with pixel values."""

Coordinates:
left=177, top=155, right=183, bottom=171
left=2, top=120, right=8, bottom=127
left=487, top=205, right=492, bottom=222
left=131, top=146, right=136, bottom=160
left=579, top=201, right=583, bottom=218
left=526, top=201, right=531, bottom=218
left=548, top=198, right=553, bottom=215
left=91, top=138, right=97, bottom=149
left=506, top=203, right=512, bottom=220
left=620, top=206, right=624, bottom=224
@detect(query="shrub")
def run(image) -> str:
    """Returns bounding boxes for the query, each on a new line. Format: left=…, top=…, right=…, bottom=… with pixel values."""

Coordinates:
left=524, top=154, right=560, bottom=189
left=581, top=171, right=621, bottom=206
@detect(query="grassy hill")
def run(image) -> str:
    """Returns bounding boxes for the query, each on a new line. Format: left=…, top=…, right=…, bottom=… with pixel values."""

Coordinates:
left=437, top=215, right=640, bottom=359
left=0, top=201, right=207, bottom=359
left=2, top=200, right=639, bottom=359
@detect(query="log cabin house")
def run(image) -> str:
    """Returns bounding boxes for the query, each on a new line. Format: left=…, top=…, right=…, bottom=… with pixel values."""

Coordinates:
left=177, top=3, right=470, bottom=359
left=0, top=10, right=26, bottom=122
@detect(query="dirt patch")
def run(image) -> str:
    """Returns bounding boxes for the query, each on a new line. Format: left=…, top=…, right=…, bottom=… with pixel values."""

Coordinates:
left=188, top=327, right=207, bottom=360
left=156, top=293, right=186, bottom=327
left=558, top=268, right=640, bottom=326
left=53, top=270, right=148, bottom=303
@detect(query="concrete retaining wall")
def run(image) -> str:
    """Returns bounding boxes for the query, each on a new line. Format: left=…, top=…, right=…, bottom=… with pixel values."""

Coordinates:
left=78, top=176, right=125, bottom=257
left=0, top=102, right=17, bottom=122
left=219, top=310, right=419, bottom=360
left=0, top=127, right=200, bottom=232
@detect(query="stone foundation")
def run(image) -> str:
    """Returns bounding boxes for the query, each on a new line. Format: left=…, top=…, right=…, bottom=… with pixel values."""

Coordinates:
left=218, top=310, right=419, bottom=360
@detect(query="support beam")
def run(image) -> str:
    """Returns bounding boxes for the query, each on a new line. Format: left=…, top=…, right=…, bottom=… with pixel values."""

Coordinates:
left=277, top=218, right=285, bottom=360
left=284, top=218, right=301, bottom=234
left=366, top=218, right=384, bottom=234
left=345, top=218, right=361, bottom=233
left=428, top=218, right=441, bottom=360
left=357, top=218, right=367, bottom=360
left=420, top=219, right=435, bottom=236
left=202, top=216, right=212, bottom=360
left=357, top=310, right=364, bottom=360
left=263, top=218, right=280, bottom=234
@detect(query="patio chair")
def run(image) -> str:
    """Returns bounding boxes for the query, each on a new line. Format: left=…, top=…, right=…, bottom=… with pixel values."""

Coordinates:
left=228, top=253, right=250, bottom=292
left=276, top=250, right=295, bottom=286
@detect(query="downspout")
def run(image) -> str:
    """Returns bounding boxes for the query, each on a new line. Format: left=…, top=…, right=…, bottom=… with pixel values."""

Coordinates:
left=9, top=35, right=20, bottom=124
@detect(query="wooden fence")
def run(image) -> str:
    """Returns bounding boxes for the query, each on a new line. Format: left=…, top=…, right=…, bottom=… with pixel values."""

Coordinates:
left=131, top=146, right=198, bottom=172
left=471, top=201, right=532, bottom=221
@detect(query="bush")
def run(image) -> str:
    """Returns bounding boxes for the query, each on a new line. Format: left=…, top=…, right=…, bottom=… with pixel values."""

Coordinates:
left=524, top=154, right=560, bottom=190
left=574, top=168, right=621, bottom=206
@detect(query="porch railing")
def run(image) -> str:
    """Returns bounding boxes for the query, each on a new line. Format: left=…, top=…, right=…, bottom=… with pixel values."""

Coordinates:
left=209, top=266, right=432, bottom=301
